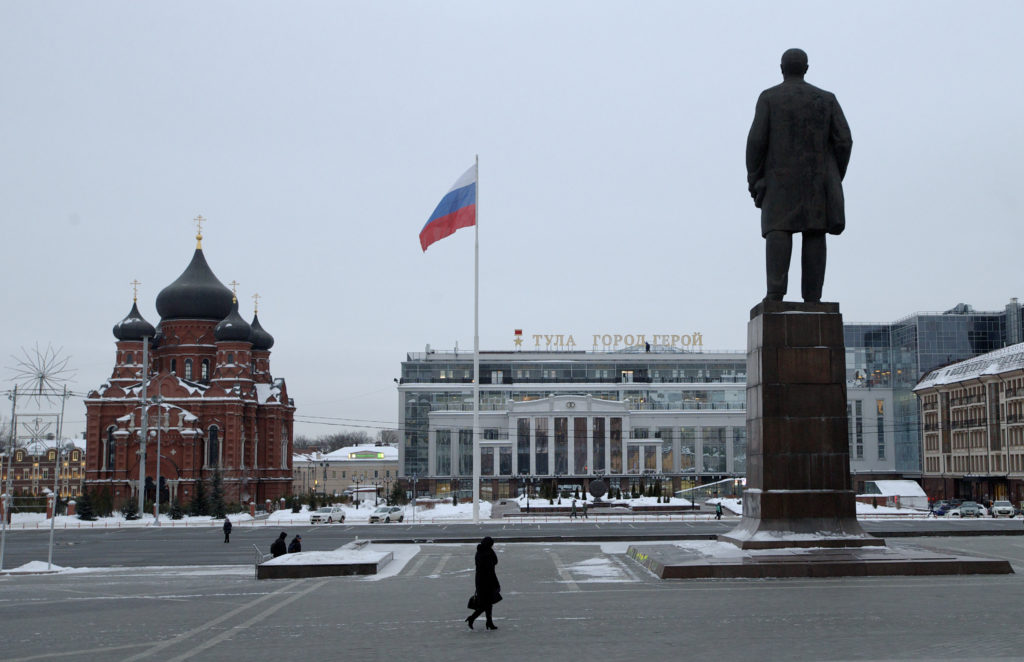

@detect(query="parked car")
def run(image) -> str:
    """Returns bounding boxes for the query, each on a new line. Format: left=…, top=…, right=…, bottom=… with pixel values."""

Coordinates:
left=990, top=500, right=1015, bottom=517
left=368, top=506, right=404, bottom=523
left=931, top=500, right=953, bottom=516
left=309, top=506, right=345, bottom=524
left=953, top=501, right=982, bottom=517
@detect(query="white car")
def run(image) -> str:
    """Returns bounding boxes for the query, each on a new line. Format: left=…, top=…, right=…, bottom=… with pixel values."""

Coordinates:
left=368, top=506, right=404, bottom=523
left=309, top=506, right=345, bottom=524
left=990, top=500, right=1015, bottom=517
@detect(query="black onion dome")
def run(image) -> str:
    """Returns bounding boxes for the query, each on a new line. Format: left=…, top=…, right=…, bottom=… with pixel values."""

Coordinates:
left=248, top=313, right=275, bottom=350
left=113, top=301, right=156, bottom=340
left=155, top=248, right=234, bottom=321
left=215, top=298, right=252, bottom=342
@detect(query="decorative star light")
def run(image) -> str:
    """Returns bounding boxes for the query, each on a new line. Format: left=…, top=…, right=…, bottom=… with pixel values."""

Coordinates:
left=7, top=343, right=75, bottom=405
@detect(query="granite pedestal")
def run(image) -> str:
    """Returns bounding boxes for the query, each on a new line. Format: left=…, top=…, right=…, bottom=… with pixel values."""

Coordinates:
left=718, top=301, right=880, bottom=549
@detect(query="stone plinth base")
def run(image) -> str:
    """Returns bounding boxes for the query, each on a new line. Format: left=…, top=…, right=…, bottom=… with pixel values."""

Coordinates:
left=721, top=301, right=880, bottom=550
left=257, top=546, right=392, bottom=580
left=719, top=489, right=884, bottom=549
left=627, top=543, right=1012, bottom=579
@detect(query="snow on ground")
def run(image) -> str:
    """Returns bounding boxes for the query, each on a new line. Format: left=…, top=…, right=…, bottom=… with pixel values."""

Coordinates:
left=563, top=557, right=633, bottom=582
left=3, top=495, right=938, bottom=530
left=706, top=497, right=743, bottom=514
left=262, top=549, right=391, bottom=566
left=4, top=560, right=65, bottom=573
left=515, top=495, right=693, bottom=508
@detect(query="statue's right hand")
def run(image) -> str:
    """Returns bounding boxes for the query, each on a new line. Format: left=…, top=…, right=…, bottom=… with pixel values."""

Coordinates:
left=751, top=180, right=766, bottom=208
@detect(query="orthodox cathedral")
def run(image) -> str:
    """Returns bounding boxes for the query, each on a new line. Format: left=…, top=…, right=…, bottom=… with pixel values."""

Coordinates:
left=84, top=223, right=295, bottom=509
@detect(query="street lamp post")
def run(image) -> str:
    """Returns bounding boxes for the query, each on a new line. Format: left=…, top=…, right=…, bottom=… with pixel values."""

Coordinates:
left=47, top=440, right=73, bottom=570
left=374, top=480, right=380, bottom=507
left=151, top=395, right=164, bottom=526
left=46, top=386, right=70, bottom=569
left=320, top=459, right=329, bottom=499
left=410, top=473, right=418, bottom=524
left=353, top=474, right=363, bottom=508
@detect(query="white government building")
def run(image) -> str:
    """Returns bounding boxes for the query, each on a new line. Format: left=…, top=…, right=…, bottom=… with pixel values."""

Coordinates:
left=398, top=343, right=747, bottom=500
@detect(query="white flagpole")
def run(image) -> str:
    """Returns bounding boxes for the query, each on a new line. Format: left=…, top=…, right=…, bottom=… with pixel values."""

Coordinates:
left=472, top=154, right=481, bottom=524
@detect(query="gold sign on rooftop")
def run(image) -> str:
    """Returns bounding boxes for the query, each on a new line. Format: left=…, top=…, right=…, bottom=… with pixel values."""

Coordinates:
left=516, top=331, right=705, bottom=351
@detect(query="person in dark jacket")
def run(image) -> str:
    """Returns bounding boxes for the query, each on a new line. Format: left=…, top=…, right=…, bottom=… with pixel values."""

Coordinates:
left=466, top=536, right=501, bottom=630
left=715, top=502, right=723, bottom=520
left=223, top=517, right=232, bottom=543
left=288, top=534, right=302, bottom=554
left=270, top=532, right=287, bottom=557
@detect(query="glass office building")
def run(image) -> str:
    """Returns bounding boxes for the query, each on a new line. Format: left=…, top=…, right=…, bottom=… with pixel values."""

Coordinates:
left=844, top=299, right=1024, bottom=486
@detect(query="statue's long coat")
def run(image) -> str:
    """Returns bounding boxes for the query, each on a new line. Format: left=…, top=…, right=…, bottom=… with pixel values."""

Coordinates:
left=746, top=79, right=852, bottom=237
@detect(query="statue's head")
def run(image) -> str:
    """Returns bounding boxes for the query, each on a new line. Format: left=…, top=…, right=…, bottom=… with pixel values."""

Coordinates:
left=780, top=48, right=809, bottom=77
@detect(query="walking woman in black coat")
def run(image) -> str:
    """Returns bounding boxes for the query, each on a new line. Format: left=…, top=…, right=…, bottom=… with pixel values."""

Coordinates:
left=466, top=536, right=501, bottom=630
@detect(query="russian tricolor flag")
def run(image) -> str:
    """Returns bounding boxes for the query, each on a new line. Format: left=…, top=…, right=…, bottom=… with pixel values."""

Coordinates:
left=420, top=164, right=477, bottom=251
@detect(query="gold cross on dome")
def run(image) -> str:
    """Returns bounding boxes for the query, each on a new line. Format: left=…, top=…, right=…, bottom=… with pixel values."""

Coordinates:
left=229, top=280, right=240, bottom=295
left=194, top=215, right=206, bottom=248
left=252, top=292, right=261, bottom=314
left=130, top=279, right=141, bottom=302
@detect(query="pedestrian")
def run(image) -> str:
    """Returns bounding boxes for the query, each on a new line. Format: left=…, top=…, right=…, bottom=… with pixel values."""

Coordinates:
left=570, top=499, right=577, bottom=519
left=270, top=531, right=287, bottom=558
left=465, top=536, right=501, bottom=631
left=582, top=501, right=588, bottom=519
left=288, top=534, right=302, bottom=554
left=222, top=517, right=232, bottom=543
left=715, top=502, right=723, bottom=520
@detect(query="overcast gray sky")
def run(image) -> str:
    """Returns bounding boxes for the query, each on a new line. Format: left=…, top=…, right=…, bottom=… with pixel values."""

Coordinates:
left=2, top=1, right=1021, bottom=439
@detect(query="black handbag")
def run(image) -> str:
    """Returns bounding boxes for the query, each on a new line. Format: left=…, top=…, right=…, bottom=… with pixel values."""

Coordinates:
left=467, top=594, right=478, bottom=610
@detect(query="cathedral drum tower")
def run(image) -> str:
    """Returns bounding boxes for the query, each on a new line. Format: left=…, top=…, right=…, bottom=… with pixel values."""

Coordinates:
left=84, top=221, right=295, bottom=511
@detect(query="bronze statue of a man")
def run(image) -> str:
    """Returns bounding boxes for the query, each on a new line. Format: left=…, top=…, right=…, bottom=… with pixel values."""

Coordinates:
left=746, top=48, right=852, bottom=303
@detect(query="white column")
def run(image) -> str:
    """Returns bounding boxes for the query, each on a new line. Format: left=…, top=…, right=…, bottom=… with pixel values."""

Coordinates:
left=547, top=416, right=554, bottom=476
left=604, top=418, right=611, bottom=475
left=529, top=418, right=536, bottom=475
left=591, top=418, right=598, bottom=474
left=567, top=418, right=575, bottom=476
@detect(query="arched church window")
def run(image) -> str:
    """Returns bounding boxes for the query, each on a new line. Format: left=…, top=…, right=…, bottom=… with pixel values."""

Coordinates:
left=201, top=359, right=210, bottom=382
left=170, top=358, right=177, bottom=374
left=106, top=426, right=116, bottom=471
left=207, top=426, right=219, bottom=467
left=227, top=352, right=234, bottom=364
left=126, top=352, right=134, bottom=364
left=280, top=423, right=289, bottom=468
left=184, top=359, right=193, bottom=381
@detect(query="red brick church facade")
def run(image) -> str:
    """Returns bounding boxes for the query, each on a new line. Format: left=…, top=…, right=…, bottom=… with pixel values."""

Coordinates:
left=84, top=230, right=295, bottom=509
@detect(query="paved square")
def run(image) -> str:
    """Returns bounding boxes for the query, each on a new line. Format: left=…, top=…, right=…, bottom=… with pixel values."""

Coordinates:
left=2, top=537, right=1023, bottom=661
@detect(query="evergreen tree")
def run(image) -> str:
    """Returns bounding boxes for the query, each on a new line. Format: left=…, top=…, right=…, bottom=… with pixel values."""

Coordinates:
left=291, top=496, right=301, bottom=513
left=169, top=498, right=184, bottom=520
left=452, top=493, right=458, bottom=507
left=94, top=487, right=114, bottom=517
left=189, top=476, right=210, bottom=516
left=210, top=469, right=226, bottom=519
left=309, top=494, right=319, bottom=511
left=76, top=491, right=96, bottom=521
left=389, top=481, right=406, bottom=505
left=120, top=499, right=139, bottom=520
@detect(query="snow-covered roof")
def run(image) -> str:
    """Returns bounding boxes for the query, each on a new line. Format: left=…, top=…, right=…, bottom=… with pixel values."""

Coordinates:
left=323, top=444, right=398, bottom=461
left=293, top=445, right=397, bottom=464
left=255, top=383, right=281, bottom=403
left=915, top=341, right=1024, bottom=391
left=858, top=480, right=927, bottom=498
